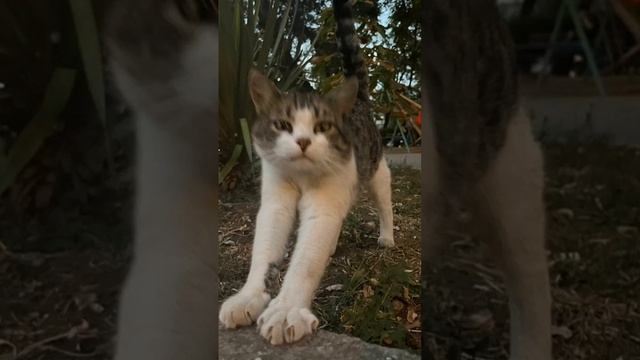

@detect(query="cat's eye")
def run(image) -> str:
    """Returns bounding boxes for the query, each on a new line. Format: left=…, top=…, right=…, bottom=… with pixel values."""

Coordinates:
left=273, top=120, right=292, bottom=133
left=314, top=121, right=333, bottom=133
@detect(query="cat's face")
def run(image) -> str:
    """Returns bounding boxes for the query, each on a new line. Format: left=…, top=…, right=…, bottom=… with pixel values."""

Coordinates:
left=249, top=69, right=357, bottom=175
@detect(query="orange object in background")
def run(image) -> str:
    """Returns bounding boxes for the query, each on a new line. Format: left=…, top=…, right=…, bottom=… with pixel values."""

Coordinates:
left=415, top=111, right=422, bottom=127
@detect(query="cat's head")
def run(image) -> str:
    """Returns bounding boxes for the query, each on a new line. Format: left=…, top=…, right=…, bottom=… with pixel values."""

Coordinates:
left=249, top=69, right=358, bottom=175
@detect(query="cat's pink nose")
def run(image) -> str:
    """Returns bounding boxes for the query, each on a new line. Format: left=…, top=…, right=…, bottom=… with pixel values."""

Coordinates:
left=296, top=138, right=311, bottom=152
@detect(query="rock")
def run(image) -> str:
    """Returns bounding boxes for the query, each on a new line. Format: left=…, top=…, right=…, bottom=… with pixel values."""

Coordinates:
left=219, top=326, right=420, bottom=360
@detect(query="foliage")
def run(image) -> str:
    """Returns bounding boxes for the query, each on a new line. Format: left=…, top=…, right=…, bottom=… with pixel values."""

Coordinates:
left=0, top=0, right=106, bottom=196
left=311, top=0, right=422, bottom=148
left=0, top=69, right=76, bottom=196
left=68, top=0, right=111, bottom=173
left=339, top=260, right=421, bottom=349
left=219, top=0, right=319, bottom=177
left=219, top=0, right=422, bottom=182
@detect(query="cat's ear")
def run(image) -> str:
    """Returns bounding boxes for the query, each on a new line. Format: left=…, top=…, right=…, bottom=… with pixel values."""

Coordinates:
left=248, top=68, right=281, bottom=114
left=325, top=76, right=358, bottom=115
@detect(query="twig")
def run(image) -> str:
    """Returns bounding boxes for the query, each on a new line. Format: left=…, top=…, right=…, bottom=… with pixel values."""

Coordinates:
left=0, top=241, right=10, bottom=258
left=0, top=339, right=17, bottom=359
left=16, top=320, right=89, bottom=359
left=628, top=334, right=640, bottom=345
left=397, top=93, right=422, bottom=110
left=39, top=346, right=100, bottom=358
left=454, top=258, right=502, bottom=277
left=0, top=241, right=69, bottom=267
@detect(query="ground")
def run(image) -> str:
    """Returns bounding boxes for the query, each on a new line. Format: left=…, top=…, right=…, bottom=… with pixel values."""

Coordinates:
left=0, top=143, right=639, bottom=359
left=424, top=144, right=640, bottom=359
left=218, top=166, right=422, bottom=351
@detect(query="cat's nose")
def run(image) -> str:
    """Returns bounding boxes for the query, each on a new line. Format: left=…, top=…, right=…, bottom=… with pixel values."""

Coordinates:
left=296, top=138, right=311, bottom=152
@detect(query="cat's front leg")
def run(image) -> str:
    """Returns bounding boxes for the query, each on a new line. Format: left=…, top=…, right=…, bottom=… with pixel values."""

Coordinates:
left=257, top=180, right=355, bottom=344
left=219, top=171, right=299, bottom=329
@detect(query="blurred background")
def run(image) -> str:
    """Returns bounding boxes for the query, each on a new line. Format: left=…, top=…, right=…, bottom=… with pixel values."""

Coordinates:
left=0, top=0, right=639, bottom=359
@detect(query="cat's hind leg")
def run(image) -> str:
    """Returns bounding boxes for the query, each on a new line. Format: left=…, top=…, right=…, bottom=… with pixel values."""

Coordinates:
left=368, top=157, right=395, bottom=247
left=219, top=169, right=300, bottom=329
left=476, top=112, right=552, bottom=360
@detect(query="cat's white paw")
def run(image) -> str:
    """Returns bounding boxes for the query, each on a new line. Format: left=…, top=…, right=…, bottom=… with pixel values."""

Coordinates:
left=219, top=290, right=271, bottom=329
left=256, top=299, right=319, bottom=345
left=378, top=235, right=394, bottom=247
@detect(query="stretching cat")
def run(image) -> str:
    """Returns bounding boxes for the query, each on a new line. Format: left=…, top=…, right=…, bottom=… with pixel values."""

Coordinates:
left=218, top=0, right=394, bottom=345
left=107, top=1, right=218, bottom=359
left=423, top=0, right=552, bottom=359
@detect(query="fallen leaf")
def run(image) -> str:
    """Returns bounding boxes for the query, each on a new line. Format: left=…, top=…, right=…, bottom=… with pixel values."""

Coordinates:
left=594, top=197, right=603, bottom=210
left=617, top=226, right=638, bottom=237
left=362, top=285, right=374, bottom=298
left=551, top=325, right=573, bottom=339
left=406, top=308, right=418, bottom=323
left=459, top=309, right=494, bottom=331
left=392, top=298, right=404, bottom=312
left=90, top=303, right=104, bottom=313
left=554, top=208, right=575, bottom=219
left=472, top=284, right=491, bottom=292
left=403, top=286, right=410, bottom=300
left=587, top=238, right=611, bottom=245
left=364, top=221, right=375, bottom=231
left=325, top=284, right=343, bottom=292
left=406, top=321, right=421, bottom=330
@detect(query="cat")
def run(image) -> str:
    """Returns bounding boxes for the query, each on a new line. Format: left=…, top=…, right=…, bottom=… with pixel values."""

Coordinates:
left=218, top=0, right=394, bottom=345
left=106, top=1, right=218, bottom=359
left=422, top=0, right=552, bottom=359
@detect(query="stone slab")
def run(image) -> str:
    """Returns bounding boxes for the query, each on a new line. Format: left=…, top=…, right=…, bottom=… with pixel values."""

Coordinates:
left=219, top=326, right=420, bottom=360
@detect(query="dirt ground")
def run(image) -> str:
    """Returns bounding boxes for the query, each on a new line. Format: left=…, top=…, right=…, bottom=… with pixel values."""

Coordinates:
left=218, top=166, right=422, bottom=351
left=424, top=144, right=640, bottom=359
left=1, top=143, right=639, bottom=359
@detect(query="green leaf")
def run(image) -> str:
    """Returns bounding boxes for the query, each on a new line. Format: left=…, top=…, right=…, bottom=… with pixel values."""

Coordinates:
left=0, top=68, right=77, bottom=195
left=219, top=0, right=323, bottom=180
left=68, top=0, right=114, bottom=173
left=256, top=1, right=279, bottom=69
left=269, top=0, right=294, bottom=69
left=218, top=144, right=243, bottom=185
left=68, top=0, right=105, bottom=122
left=240, top=118, right=253, bottom=163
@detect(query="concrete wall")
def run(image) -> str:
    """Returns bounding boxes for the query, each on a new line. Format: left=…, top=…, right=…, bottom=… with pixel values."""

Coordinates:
left=523, top=96, right=640, bottom=145
left=384, top=95, right=640, bottom=170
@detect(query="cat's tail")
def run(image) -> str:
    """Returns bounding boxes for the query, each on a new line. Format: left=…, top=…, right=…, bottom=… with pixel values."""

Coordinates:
left=332, top=0, right=369, bottom=101
left=423, top=0, right=519, bottom=184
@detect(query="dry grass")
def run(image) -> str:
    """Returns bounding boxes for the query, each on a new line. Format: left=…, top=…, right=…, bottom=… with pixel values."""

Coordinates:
left=424, top=143, right=640, bottom=359
left=218, top=166, right=422, bottom=352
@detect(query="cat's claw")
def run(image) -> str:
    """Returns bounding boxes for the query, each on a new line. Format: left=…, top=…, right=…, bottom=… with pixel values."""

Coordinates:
left=219, top=290, right=271, bottom=329
left=257, top=301, right=319, bottom=345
